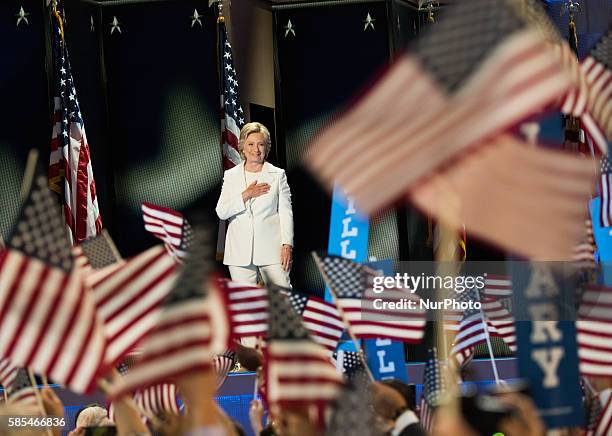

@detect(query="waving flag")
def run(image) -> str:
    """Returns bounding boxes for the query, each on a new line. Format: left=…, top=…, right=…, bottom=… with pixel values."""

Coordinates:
left=315, top=254, right=425, bottom=342
left=600, top=157, right=612, bottom=228
left=285, top=288, right=344, bottom=353
left=420, top=348, right=446, bottom=432
left=7, top=369, right=39, bottom=410
left=327, top=371, right=375, bottom=436
left=111, top=225, right=228, bottom=396
left=141, top=203, right=193, bottom=261
left=48, top=1, right=102, bottom=243
left=582, top=28, right=612, bottom=143
left=87, top=245, right=179, bottom=366
left=218, top=278, right=268, bottom=339
left=263, top=286, right=343, bottom=414
left=588, top=390, right=612, bottom=436
left=577, top=284, right=612, bottom=376
left=0, top=171, right=106, bottom=393
left=305, top=1, right=595, bottom=260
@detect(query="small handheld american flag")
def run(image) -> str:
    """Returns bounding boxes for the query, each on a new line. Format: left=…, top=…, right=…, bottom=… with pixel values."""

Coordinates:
left=420, top=347, right=446, bottom=432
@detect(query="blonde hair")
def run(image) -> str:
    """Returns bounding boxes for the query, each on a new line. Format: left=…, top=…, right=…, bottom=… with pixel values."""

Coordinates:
left=238, top=122, right=272, bottom=160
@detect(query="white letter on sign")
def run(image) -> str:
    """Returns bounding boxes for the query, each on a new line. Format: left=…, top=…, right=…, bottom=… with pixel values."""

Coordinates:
left=341, top=217, right=358, bottom=238
left=377, top=350, right=395, bottom=374
left=530, top=320, right=562, bottom=343
left=532, top=347, right=564, bottom=388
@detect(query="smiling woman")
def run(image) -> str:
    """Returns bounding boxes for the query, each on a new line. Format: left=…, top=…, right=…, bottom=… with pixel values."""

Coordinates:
left=216, top=122, right=294, bottom=288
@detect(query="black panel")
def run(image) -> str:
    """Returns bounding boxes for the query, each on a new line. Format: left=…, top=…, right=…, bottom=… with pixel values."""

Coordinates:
left=99, top=1, right=221, bottom=256
left=0, top=1, right=49, bottom=240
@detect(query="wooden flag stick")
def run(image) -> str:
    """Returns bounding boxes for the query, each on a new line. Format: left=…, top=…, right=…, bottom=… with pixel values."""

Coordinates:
left=19, top=149, right=39, bottom=202
left=476, top=290, right=501, bottom=384
left=311, top=252, right=375, bottom=382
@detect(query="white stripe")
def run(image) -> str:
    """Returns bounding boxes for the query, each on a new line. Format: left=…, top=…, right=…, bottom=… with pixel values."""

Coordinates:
left=141, top=204, right=183, bottom=226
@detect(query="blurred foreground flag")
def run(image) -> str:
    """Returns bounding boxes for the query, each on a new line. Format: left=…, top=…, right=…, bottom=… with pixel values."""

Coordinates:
left=141, top=202, right=193, bottom=261
left=314, top=254, right=425, bottom=342
left=0, top=169, right=106, bottom=393
left=263, top=285, right=343, bottom=416
left=305, top=0, right=595, bottom=259
left=110, top=224, right=228, bottom=396
left=582, top=28, right=612, bottom=143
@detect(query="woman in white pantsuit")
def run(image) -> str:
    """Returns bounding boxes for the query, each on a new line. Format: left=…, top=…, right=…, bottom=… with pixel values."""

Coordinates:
left=216, top=122, right=293, bottom=288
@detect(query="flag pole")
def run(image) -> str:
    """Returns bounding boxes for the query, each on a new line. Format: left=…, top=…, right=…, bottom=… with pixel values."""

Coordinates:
left=20, top=149, right=39, bottom=202
left=311, top=252, right=375, bottom=381
left=477, top=292, right=501, bottom=384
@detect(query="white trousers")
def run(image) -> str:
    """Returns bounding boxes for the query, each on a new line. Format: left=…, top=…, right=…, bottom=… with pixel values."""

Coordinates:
left=228, top=263, right=291, bottom=288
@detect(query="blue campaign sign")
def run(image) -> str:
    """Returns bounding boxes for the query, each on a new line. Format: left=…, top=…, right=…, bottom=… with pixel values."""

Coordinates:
left=511, top=264, right=584, bottom=429
left=326, top=186, right=405, bottom=381
left=363, top=260, right=408, bottom=382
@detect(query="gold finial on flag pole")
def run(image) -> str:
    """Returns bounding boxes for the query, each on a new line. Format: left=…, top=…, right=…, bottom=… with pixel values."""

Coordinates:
left=211, top=0, right=225, bottom=23
left=51, top=0, right=65, bottom=42
left=561, top=0, right=581, bottom=53
left=425, top=0, right=438, bottom=24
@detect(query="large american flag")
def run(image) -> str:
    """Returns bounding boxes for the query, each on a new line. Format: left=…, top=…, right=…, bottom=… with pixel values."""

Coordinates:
left=306, top=0, right=576, bottom=214
left=0, top=173, right=106, bottom=393
left=419, top=347, right=446, bottom=432
left=218, top=18, right=245, bottom=169
left=218, top=278, right=268, bottom=339
left=284, top=287, right=344, bottom=353
left=48, top=1, right=102, bottom=243
left=600, top=156, right=612, bottom=228
left=581, top=28, right=612, bottom=143
left=263, top=287, right=343, bottom=415
left=110, top=226, right=228, bottom=396
left=141, top=203, right=193, bottom=261
left=577, top=284, right=612, bottom=377
left=315, top=254, right=426, bottom=342
left=305, top=1, right=595, bottom=260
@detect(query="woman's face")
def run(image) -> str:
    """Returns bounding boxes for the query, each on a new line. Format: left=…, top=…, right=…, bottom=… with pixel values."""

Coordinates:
left=244, top=132, right=267, bottom=165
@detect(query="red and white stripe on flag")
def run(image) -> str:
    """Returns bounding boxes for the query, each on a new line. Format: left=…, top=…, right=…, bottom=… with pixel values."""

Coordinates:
left=588, top=390, right=612, bottom=436
left=298, top=296, right=344, bottom=353
left=218, top=278, right=268, bottom=339
left=0, top=250, right=106, bottom=393
left=0, top=358, right=18, bottom=390
left=578, top=284, right=612, bottom=377
left=87, top=245, right=179, bottom=366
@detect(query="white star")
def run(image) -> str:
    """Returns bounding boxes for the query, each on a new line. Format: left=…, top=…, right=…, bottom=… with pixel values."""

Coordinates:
left=191, top=9, right=203, bottom=28
left=224, top=51, right=231, bottom=59
left=229, top=87, right=235, bottom=94
left=363, top=13, right=375, bottom=31
left=60, top=79, right=66, bottom=87
left=225, top=40, right=232, bottom=48
left=69, top=94, right=75, bottom=101
left=239, top=117, right=244, bottom=124
left=110, top=16, right=121, bottom=34
left=16, top=6, right=30, bottom=27
left=60, top=67, right=66, bottom=75
left=225, top=64, right=232, bottom=71
left=238, top=106, right=243, bottom=113
left=90, top=16, right=95, bottom=32
left=284, top=19, right=296, bottom=38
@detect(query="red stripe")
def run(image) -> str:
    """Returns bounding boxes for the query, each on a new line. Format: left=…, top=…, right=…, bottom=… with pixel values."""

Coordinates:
left=74, top=134, right=92, bottom=242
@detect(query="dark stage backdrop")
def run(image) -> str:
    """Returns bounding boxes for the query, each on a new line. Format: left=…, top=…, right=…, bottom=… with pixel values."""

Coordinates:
left=0, top=1, right=50, bottom=241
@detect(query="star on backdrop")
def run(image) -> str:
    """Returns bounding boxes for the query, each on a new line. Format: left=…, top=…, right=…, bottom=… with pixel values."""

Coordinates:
left=16, top=6, right=30, bottom=27
left=90, top=16, right=95, bottom=32
left=363, top=13, right=375, bottom=31
left=110, top=16, right=121, bottom=35
left=284, top=19, right=296, bottom=37
left=191, top=9, right=203, bottom=28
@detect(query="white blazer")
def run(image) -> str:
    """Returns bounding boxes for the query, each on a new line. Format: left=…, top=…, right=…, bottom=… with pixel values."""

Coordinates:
left=216, top=162, right=294, bottom=266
